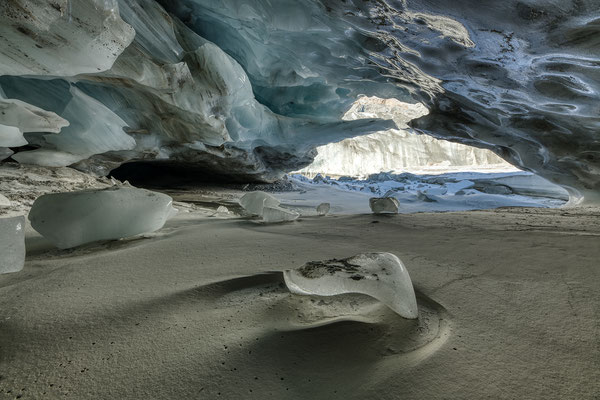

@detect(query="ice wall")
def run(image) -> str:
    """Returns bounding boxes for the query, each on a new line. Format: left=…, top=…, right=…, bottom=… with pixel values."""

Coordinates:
left=0, top=0, right=598, bottom=202
left=299, top=97, right=514, bottom=177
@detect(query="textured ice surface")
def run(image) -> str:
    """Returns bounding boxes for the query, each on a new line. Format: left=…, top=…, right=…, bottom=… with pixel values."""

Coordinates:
left=0, top=216, right=25, bottom=274
left=369, top=197, right=400, bottom=214
left=299, top=97, right=513, bottom=177
left=0, top=94, right=69, bottom=134
left=288, top=171, right=567, bottom=214
left=28, top=187, right=177, bottom=249
left=284, top=252, right=418, bottom=319
left=0, top=0, right=134, bottom=76
left=11, top=87, right=134, bottom=168
left=0, top=193, right=11, bottom=207
left=0, top=124, right=26, bottom=147
left=262, top=206, right=299, bottom=223
left=0, top=0, right=599, bottom=201
left=316, top=203, right=330, bottom=216
left=239, top=191, right=280, bottom=216
left=0, top=148, right=13, bottom=161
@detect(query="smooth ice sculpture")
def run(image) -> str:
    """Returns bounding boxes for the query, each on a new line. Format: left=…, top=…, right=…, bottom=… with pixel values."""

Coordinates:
left=28, top=187, right=177, bottom=249
left=239, top=191, right=280, bottom=216
left=369, top=197, right=399, bottom=214
left=316, top=202, right=330, bottom=216
left=262, top=206, right=299, bottom=223
left=284, top=252, right=418, bottom=319
left=0, top=216, right=26, bottom=274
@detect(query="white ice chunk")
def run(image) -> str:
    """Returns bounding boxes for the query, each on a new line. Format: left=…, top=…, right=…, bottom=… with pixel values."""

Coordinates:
left=0, top=216, right=26, bottom=274
left=211, top=205, right=231, bottom=217
left=262, top=206, right=299, bottom=223
left=416, top=191, right=438, bottom=202
left=12, top=150, right=84, bottom=168
left=0, top=123, right=27, bottom=147
left=0, top=97, right=69, bottom=134
left=0, top=193, right=11, bottom=207
left=239, top=191, right=280, bottom=216
left=29, top=187, right=177, bottom=249
left=0, top=148, right=13, bottom=161
left=284, top=252, right=418, bottom=319
left=316, top=202, right=330, bottom=216
left=369, top=197, right=399, bottom=214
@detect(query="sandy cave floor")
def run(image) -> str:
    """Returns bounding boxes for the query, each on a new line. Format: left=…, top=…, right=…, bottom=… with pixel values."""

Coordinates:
left=0, top=195, right=599, bottom=399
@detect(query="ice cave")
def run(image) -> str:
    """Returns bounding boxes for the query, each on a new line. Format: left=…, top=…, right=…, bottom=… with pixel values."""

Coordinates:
left=0, top=0, right=599, bottom=398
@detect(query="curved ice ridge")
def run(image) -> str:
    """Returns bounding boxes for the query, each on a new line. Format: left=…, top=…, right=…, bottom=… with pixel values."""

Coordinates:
left=0, top=0, right=598, bottom=202
left=284, top=252, right=418, bottom=319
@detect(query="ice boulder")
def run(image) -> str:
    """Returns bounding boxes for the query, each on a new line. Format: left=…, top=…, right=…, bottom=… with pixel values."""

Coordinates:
left=28, top=187, right=177, bottom=249
left=316, top=203, right=330, bottom=216
left=0, top=216, right=26, bottom=274
left=262, top=206, right=299, bottom=223
left=369, top=197, right=399, bottom=214
left=0, top=147, right=13, bottom=161
left=284, top=252, right=418, bottom=319
left=0, top=193, right=11, bottom=207
left=239, top=191, right=280, bottom=216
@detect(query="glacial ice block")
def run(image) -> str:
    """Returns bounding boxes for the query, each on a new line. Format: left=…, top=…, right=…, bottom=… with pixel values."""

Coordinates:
left=0, top=216, right=26, bottom=274
left=239, top=191, right=280, bottom=216
left=0, top=148, right=13, bottom=161
left=0, top=123, right=27, bottom=147
left=262, top=206, right=299, bottom=223
left=0, top=97, right=69, bottom=134
left=0, top=193, right=11, bottom=207
left=28, top=187, right=177, bottom=249
left=369, top=197, right=399, bottom=214
left=284, top=252, right=418, bottom=319
left=316, top=203, right=330, bottom=216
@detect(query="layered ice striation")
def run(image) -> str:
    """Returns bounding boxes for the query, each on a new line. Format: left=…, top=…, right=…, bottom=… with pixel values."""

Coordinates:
left=0, top=0, right=598, bottom=202
left=28, top=186, right=177, bottom=249
left=284, top=252, right=418, bottom=319
left=0, top=216, right=26, bottom=274
left=370, top=197, right=400, bottom=214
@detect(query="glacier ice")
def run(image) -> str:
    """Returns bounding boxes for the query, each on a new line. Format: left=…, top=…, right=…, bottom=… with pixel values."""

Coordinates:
left=239, top=191, right=280, bottom=216
left=0, top=216, right=26, bottom=274
left=0, top=0, right=135, bottom=76
left=0, top=124, right=26, bottom=147
left=316, top=203, right=330, bottom=216
left=298, top=97, right=514, bottom=177
left=0, top=148, right=13, bottom=161
left=28, top=187, right=177, bottom=249
left=0, top=0, right=598, bottom=201
left=11, top=87, right=134, bottom=168
left=262, top=206, right=299, bottom=223
left=369, top=197, right=399, bottom=214
left=284, top=252, right=418, bottom=319
left=0, top=93, right=69, bottom=134
left=0, top=193, right=11, bottom=207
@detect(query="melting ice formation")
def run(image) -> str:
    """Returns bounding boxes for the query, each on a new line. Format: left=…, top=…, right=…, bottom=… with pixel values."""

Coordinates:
left=0, top=0, right=599, bottom=202
left=284, top=252, right=418, bottom=319
left=239, top=191, right=299, bottom=223
left=370, top=197, right=400, bottom=214
left=29, top=186, right=177, bottom=249
left=316, top=203, right=330, bottom=216
left=0, top=216, right=25, bottom=274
